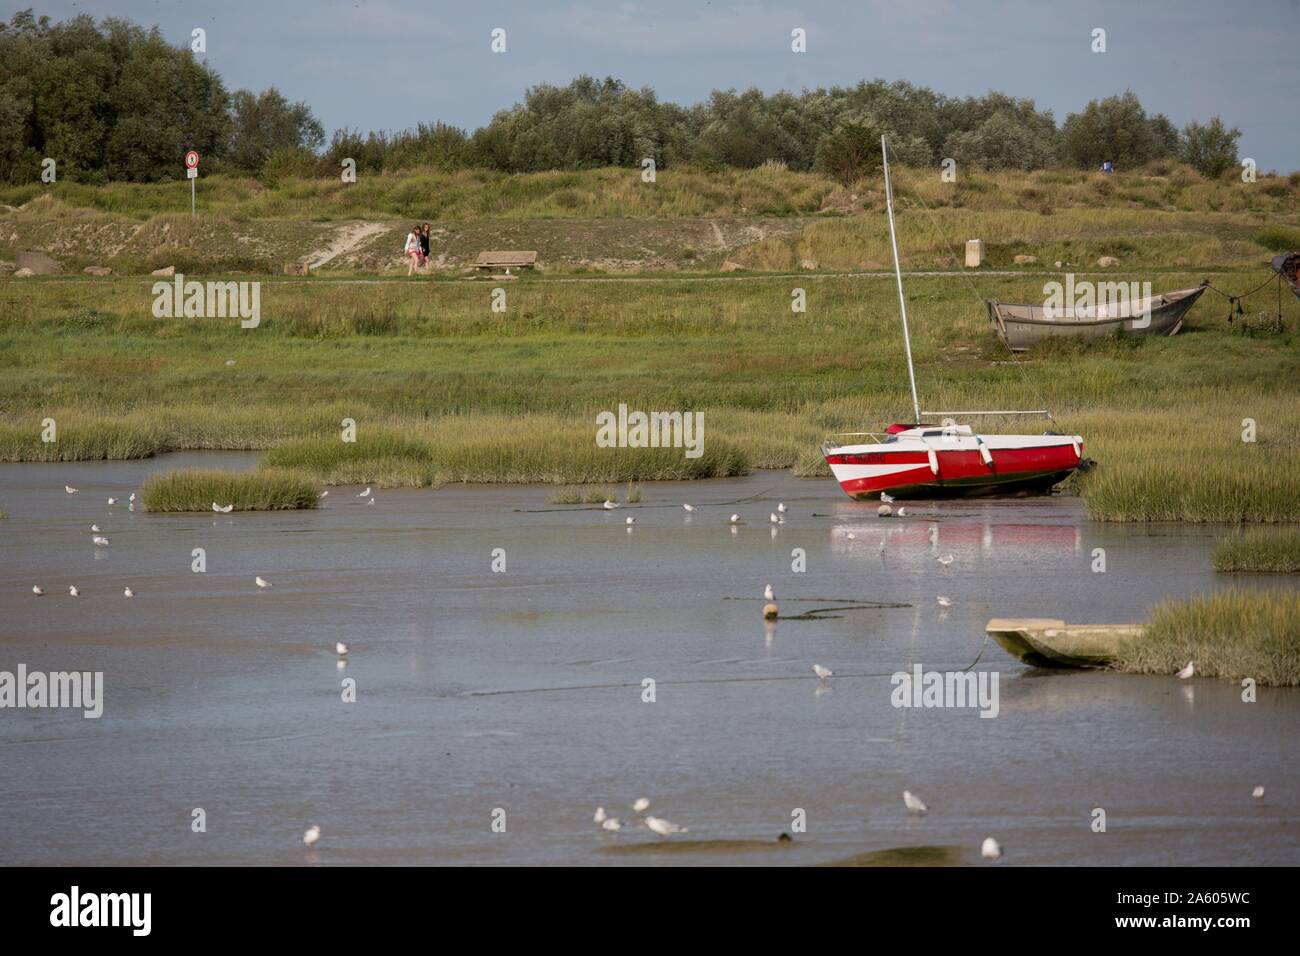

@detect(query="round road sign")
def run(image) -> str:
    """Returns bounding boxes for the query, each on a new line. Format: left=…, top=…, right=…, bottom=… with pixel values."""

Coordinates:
left=185, top=150, right=200, bottom=169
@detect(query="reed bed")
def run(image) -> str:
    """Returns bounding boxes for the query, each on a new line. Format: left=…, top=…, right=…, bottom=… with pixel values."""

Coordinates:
left=1213, top=530, right=1300, bottom=572
left=1113, top=588, right=1300, bottom=686
left=141, top=467, right=321, bottom=512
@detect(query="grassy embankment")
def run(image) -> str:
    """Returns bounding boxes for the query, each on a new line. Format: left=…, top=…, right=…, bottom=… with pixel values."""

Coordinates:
left=1213, top=530, right=1300, bottom=572
left=139, top=468, right=321, bottom=512
left=1113, top=589, right=1300, bottom=686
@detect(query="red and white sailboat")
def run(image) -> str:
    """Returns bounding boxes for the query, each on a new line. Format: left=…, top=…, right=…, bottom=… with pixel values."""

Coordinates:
left=823, top=138, right=1087, bottom=500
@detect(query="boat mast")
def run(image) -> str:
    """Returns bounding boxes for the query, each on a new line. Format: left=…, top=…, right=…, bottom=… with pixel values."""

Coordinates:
left=881, top=136, right=922, bottom=425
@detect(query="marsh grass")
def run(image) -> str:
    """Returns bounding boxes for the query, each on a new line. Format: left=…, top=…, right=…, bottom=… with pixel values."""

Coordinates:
left=0, top=420, right=169, bottom=461
left=141, top=467, right=321, bottom=512
left=1113, top=588, right=1300, bottom=686
left=548, top=485, right=616, bottom=504
left=1213, top=530, right=1300, bottom=572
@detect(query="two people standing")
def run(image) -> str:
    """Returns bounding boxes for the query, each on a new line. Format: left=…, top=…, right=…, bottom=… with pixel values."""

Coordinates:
left=404, top=222, right=432, bottom=275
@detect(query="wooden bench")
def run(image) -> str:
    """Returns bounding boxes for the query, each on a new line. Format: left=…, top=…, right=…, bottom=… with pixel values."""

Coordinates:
left=475, top=250, right=537, bottom=273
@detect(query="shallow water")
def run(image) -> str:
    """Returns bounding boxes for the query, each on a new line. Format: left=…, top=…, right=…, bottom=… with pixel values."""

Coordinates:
left=0, top=453, right=1296, bottom=866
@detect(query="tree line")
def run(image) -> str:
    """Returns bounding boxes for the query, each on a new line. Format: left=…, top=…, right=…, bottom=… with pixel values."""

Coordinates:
left=0, top=10, right=1245, bottom=186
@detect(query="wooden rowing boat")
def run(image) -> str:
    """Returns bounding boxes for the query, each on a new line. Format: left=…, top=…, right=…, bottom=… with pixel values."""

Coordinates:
left=987, top=284, right=1207, bottom=351
left=985, top=617, right=1143, bottom=668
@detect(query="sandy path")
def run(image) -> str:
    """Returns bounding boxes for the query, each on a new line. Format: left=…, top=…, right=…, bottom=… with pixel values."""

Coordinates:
left=306, top=222, right=389, bottom=269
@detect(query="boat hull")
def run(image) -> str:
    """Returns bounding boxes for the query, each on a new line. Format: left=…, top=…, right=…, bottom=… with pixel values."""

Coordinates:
left=987, top=285, right=1207, bottom=351
left=825, top=433, right=1083, bottom=500
left=986, top=618, right=1143, bottom=668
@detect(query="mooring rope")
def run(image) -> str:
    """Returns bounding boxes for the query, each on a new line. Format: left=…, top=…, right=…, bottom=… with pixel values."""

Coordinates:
left=1201, top=272, right=1284, bottom=325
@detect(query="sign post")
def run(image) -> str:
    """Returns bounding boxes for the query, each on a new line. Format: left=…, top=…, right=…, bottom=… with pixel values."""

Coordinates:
left=185, top=150, right=200, bottom=216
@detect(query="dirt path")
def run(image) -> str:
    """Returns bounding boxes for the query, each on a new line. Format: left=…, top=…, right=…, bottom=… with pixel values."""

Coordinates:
left=306, top=222, right=389, bottom=269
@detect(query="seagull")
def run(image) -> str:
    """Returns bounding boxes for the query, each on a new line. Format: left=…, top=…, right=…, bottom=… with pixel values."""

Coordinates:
left=729, top=514, right=740, bottom=524
left=777, top=502, right=787, bottom=513
left=981, top=837, right=1003, bottom=860
left=625, top=515, right=635, bottom=525
left=68, top=585, right=79, bottom=597
left=594, top=806, right=607, bottom=824
left=845, top=532, right=855, bottom=540
left=93, top=535, right=110, bottom=547
left=601, top=817, right=622, bottom=832
left=255, top=576, right=272, bottom=588
left=937, top=596, right=953, bottom=608
left=645, top=816, right=687, bottom=837
left=903, top=790, right=928, bottom=814
left=225, top=359, right=236, bottom=366
left=764, top=584, right=774, bottom=600
left=107, top=497, right=118, bottom=505
left=319, top=491, right=328, bottom=498
left=1176, top=661, right=1195, bottom=680
left=211, top=502, right=233, bottom=513
left=1252, top=785, right=1265, bottom=799
left=358, top=487, right=371, bottom=497
left=90, top=524, right=100, bottom=532
left=880, top=492, right=895, bottom=503
left=897, top=507, right=908, bottom=516
left=32, top=585, right=44, bottom=596
left=632, top=797, right=650, bottom=813
left=65, top=485, right=77, bottom=494
left=937, top=554, right=954, bottom=566
left=812, top=664, right=833, bottom=680
left=877, top=504, right=892, bottom=517
left=123, top=587, right=134, bottom=598
left=602, top=499, right=618, bottom=510
left=128, top=493, right=136, bottom=503
left=303, top=825, right=320, bottom=847
left=682, top=503, right=695, bottom=512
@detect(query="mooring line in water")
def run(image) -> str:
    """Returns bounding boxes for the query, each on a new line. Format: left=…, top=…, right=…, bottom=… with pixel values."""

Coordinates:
left=723, top=597, right=910, bottom=606
left=513, top=477, right=802, bottom=513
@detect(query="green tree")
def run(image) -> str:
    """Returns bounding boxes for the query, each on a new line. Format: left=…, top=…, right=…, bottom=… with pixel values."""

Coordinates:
left=1181, top=117, right=1240, bottom=178
left=1061, top=91, right=1156, bottom=170
left=815, top=120, right=884, bottom=185
left=226, top=88, right=323, bottom=175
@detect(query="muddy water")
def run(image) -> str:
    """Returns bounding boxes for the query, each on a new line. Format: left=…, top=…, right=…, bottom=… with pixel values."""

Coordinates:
left=0, top=453, right=1296, bottom=866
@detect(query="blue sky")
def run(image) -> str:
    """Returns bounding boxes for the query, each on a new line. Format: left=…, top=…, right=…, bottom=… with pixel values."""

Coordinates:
left=11, top=0, right=1300, bottom=170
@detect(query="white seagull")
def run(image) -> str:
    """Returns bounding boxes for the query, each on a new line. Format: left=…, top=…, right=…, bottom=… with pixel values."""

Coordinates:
left=303, top=825, right=320, bottom=847
left=319, top=490, right=329, bottom=498
left=123, top=587, right=134, bottom=598
left=812, top=664, right=833, bottom=680
left=645, top=816, right=688, bottom=837
left=601, top=817, right=622, bottom=832
left=90, top=524, right=100, bottom=532
left=903, top=790, right=928, bottom=814
left=212, top=502, right=233, bottom=513
left=632, top=797, right=650, bottom=813
left=764, top=584, right=775, bottom=601
left=625, top=515, right=635, bottom=525
left=981, top=837, right=1003, bottom=860
left=358, top=487, right=371, bottom=497
left=937, top=554, right=954, bottom=566
left=128, top=493, right=136, bottom=503
left=897, top=507, right=908, bottom=517
left=1252, top=785, right=1265, bottom=799
left=65, top=485, right=77, bottom=494
left=937, top=596, right=953, bottom=608
left=107, top=497, right=118, bottom=505
left=593, top=806, right=607, bottom=824
left=729, top=513, right=740, bottom=524
left=880, top=492, right=894, bottom=503
left=32, top=585, right=44, bottom=596
left=336, top=642, right=349, bottom=656
left=1176, top=661, right=1195, bottom=680
left=682, top=503, right=695, bottom=512
left=68, top=585, right=79, bottom=597
left=602, top=499, right=618, bottom=510
left=93, top=535, right=110, bottom=547
left=255, top=576, right=272, bottom=588
left=777, top=502, right=787, bottom=513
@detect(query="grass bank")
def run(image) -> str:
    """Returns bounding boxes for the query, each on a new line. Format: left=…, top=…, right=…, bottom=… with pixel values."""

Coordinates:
left=1113, top=588, right=1300, bottom=686
left=141, top=468, right=321, bottom=512
left=1213, top=530, right=1300, bottom=572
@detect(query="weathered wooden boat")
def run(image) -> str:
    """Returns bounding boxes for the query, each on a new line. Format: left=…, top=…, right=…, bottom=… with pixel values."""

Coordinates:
left=1271, top=252, right=1300, bottom=301
left=987, top=284, right=1207, bottom=351
left=986, top=617, right=1143, bottom=668
left=822, top=137, right=1087, bottom=501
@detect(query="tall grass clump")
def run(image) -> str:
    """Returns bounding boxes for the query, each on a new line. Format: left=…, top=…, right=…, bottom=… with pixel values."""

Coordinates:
left=141, top=467, right=321, bottom=512
left=1213, top=530, right=1300, bottom=572
left=1113, top=588, right=1300, bottom=686
left=261, top=430, right=436, bottom=487
left=0, top=420, right=170, bottom=461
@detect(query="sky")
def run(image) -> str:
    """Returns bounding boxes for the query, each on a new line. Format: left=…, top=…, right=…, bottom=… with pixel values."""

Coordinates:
left=8, top=0, right=1300, bottom=170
